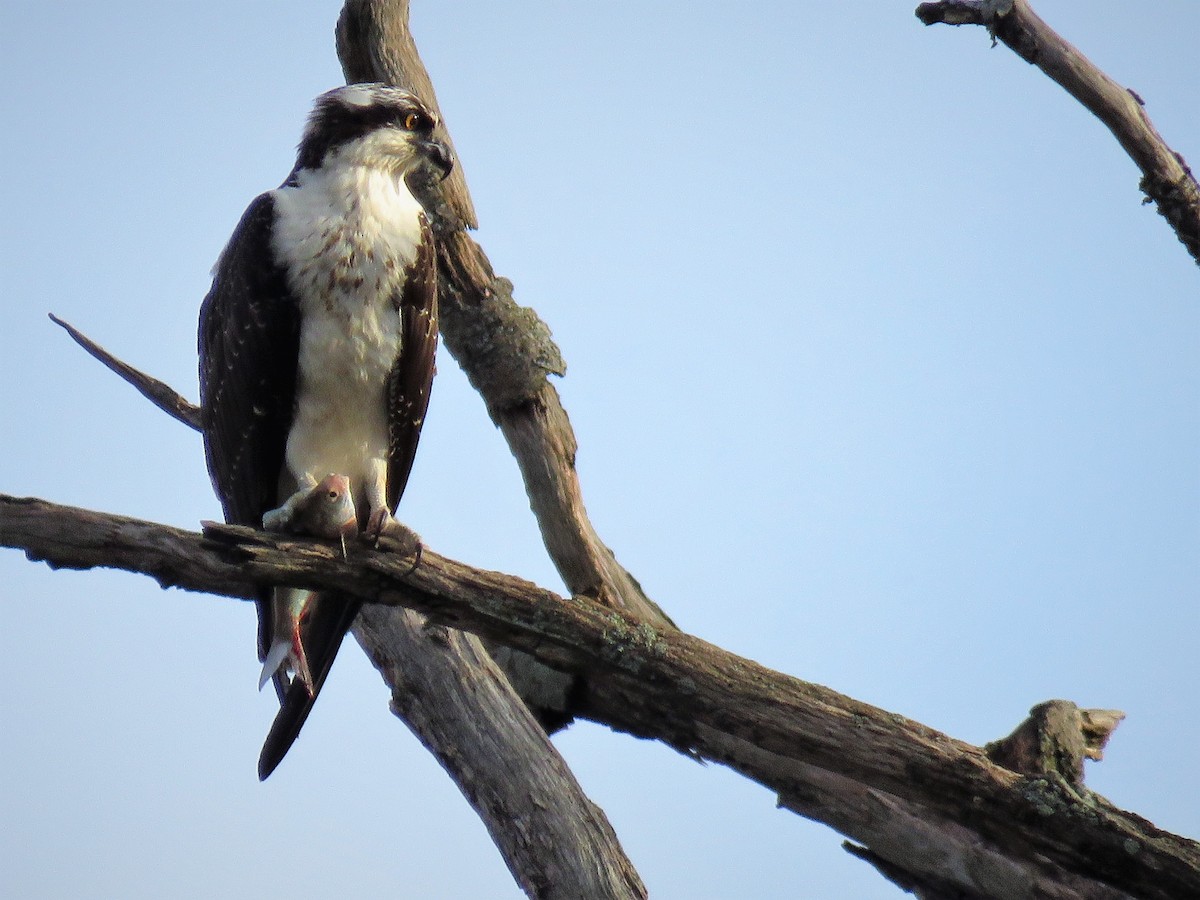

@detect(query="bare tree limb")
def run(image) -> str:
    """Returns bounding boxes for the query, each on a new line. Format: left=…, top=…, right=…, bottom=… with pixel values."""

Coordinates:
left=351, top=607, right=646, bottom=899
left=916, top=0, right=1200, bottom=266
left=4, top=495, right=1198, bottom=899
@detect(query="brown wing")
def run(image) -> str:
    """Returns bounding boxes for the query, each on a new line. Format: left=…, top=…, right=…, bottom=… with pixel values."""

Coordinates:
left=385, top=212, right=438, bottom=512
left=197, top=192, right=301, bottom=690
left=198, top=192, right=300, bottom=530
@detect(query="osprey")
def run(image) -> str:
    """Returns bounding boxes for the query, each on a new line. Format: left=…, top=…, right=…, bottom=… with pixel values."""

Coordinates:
left=198, top=84, right=452, bottom=779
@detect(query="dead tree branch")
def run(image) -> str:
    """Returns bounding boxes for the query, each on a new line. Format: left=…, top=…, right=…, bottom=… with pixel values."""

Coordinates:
left=4, top=495, right=1199, bottom=899
left=50, top=313, right=203, bottom=431
left=349, top=607, right=645, bottom=899
left=916, top=0, right=1200, bottom=266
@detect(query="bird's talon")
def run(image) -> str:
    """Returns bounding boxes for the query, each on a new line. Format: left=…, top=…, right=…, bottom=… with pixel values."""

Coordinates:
left=363, top=507, right=393, bottom=546
left=404, top=542, right=423, bottom=576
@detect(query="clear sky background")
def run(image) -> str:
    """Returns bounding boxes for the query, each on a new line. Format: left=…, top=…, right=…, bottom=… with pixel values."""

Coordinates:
left=2, top=2, right=1197, bottom=898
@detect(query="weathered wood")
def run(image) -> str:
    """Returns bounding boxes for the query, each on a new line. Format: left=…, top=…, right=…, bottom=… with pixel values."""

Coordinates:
left=352, top=606, right=645, bottom=899
left=986, top=700, right=1125, bottom=786
left=5, top=495, right=1198, bottom=900
left=916, top=0, right=1200, bottom=265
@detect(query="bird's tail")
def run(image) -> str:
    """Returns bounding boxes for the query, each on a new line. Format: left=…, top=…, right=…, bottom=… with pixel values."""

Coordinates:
left=258, top=591, right=363, bottom=780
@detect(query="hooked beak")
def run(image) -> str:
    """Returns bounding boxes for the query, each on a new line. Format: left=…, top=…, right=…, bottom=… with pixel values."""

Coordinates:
left=416, top=137, right=454, bottom=182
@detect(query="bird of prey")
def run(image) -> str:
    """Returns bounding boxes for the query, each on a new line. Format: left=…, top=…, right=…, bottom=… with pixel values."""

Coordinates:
left=198, top=84, right=452, bottom=779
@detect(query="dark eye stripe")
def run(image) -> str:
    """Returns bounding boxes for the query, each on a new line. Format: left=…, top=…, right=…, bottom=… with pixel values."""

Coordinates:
left=295, top=98, right=432, bottom=170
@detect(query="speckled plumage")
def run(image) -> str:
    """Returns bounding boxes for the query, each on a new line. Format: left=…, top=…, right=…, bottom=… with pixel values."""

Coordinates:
left=198, top=84, right=450, bottom=779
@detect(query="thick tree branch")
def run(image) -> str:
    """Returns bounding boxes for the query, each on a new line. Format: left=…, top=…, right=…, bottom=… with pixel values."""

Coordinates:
left=43, top=319, right=1079, bottom=895
left=916, top=0, right=1200, bottom=266
left=25, top=310, right=1191, bottom=896
left=350, top=607, right=645, bottom=899
left=4, top=495, right=1198, bottom=900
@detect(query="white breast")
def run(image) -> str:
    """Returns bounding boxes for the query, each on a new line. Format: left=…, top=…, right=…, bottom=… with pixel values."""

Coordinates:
left=270, top=165, right=425, bottom=501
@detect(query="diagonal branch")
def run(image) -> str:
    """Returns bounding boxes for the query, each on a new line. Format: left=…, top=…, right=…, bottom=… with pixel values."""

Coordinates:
left=4, top=493, right=1198, bottom=899
left=350, top=607, right=646, bottom=899
left=50, top=314, right=203, bottom=431
left=916, top=0, right=1200, bottom=266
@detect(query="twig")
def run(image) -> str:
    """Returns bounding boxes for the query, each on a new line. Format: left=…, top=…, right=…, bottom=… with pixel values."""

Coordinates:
left=916, top=0, right=1200, bottom=265
left=49, top=314, right=203, bottom=431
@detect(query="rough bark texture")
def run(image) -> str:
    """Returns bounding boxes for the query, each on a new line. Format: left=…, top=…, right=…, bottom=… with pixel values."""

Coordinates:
left=916, top=0, right=1200, bottom=266
left=5, top=495, right=1199, bottom=900
left=351, top=606, right=646, bottom=900
left=986, top=700, right=1125, bottom=787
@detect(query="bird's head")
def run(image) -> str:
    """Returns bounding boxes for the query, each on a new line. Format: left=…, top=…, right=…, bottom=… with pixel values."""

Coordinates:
left=294, top=84, right=454, bottom=182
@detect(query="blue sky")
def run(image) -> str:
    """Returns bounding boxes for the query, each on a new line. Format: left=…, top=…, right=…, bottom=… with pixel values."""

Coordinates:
left=2, top=2, right=1197, bottom=898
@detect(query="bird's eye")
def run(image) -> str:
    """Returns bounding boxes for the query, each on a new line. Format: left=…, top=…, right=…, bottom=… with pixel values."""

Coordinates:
left=403, top=112, right=422, bottom=131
